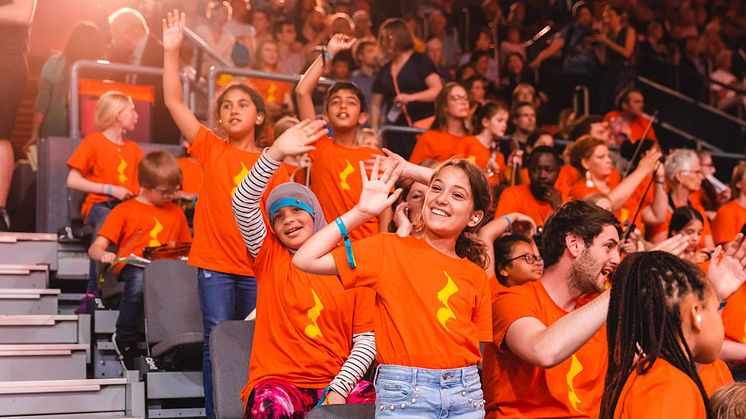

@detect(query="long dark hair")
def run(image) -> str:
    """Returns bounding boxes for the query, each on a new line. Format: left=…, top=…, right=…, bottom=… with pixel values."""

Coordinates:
left=493, top=234, right=534, bottom=284
left=63, top=22, right=106, bottom=79
left=430, top=82, right=468, bottom=132
left=415, top=158, right=491, bottom=268
left=668, top=206, right=704, bottom=238
left=600, top=251, right=713, bottom=418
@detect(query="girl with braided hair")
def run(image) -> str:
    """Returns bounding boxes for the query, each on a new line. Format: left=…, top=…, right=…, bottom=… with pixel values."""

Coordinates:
left=601, top=234, right=746, bottom=419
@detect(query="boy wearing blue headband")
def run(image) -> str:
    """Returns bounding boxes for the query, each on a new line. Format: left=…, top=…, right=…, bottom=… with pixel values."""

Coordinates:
left=232, top=119, right=376, bottom=416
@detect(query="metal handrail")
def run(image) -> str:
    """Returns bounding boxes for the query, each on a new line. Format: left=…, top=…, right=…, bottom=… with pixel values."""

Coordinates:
left=378, top=125, right=426, bottom=137
left=206, top=65, right=335, bottom=128
left=68, top=60, right=191, bottom=141
left=183, top=26, right=232, bottom=69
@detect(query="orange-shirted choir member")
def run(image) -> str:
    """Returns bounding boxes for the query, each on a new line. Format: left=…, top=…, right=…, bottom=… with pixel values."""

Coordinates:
left=88, top=151, right=191, bottom=366
left=494, top=146, right=563, bottom=227
left=488, top=200, right=621, bottom=418
left=231, top=121, right=376, bottom=416
left=293, top=158, right=493, bottom=417
left=457, top=101, right=509, bottom=179
left=295, top=35, right=385, bottom=241
left=177, top=155, right=203, bottom=196
left=409, top=82, right=472, bottom=164
left=648, top=149, right=714, bottom=248
left=601, top=246, right=746, bottom=419
left=249, top=39, right=295, bottom=117
left=602, top=88, right=658, bottom=144
left=162, top=11, right=288, bottom=418
left=699, top=359, right=734, bottom=396
left=712, top=162, right=746, bottom=245
left=66, top=90, right=144, bottom=294
left=611, top=359, right=708, bottom=419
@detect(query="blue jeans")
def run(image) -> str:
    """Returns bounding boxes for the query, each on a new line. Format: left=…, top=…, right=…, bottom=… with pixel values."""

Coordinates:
left=86, top=201, right=117, bottom=293
left=114, top=265, right=144, bottom=343
left=374, top=364, right=485, bottom=418
left=197, top=268, right=257, bottom=419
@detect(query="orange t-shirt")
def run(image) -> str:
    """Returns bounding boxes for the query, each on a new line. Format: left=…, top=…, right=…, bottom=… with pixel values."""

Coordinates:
left=241, top=232, right=375, bottom=404
left=722, top=283, right=746, bottom=344
left=699, top=359, right=734, bottom=396
left=483, top=280, right=507, bottom=417
left=556, top=164, right=581, bottom=198
left=454, top=136, right=506, bottom=172
left=489, top=281, right=607, bottom=418
left=98, top=199, right=192, bottom=272
left=308, top=136, right=383, bottom=241
left=569, top=169, right=647, bottom=224
left=177, top=156, right=203, bottom=195
left=332, top=234, right=492, bottom=369
left=409, top=130, right=462, bottom=164
left=613, top=359, right=707, bottom=419
left=188, top=126, right=289, bottom=276
left=495, top=184, right=554, bottom=227
left=712, top=200, right=746, bottom=245
left=603, top=111, right=658, bottom=144
left=568, top=168, right=622, bottom=201
left=249, top=78, right=292, bottom=108
left=66, top=132, right=143, bottom=222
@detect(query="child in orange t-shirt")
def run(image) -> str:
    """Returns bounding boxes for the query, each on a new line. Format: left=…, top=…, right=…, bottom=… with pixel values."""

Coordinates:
left=409, top=83, right=472, bottom=164
left=67, top=90, right=144, bottom=295
left=294, top=158, right=492, bottom=417
left=295, top=35, right=387, bottom=241
left=162, top=12, right=289, bottom=417
left=601, top=243, right=746, bottom=419
left=232, top=120, right=376, bottom=416
left=455, top=101, right=508, bottom=182
left=88, top=151, right=191, bottom=368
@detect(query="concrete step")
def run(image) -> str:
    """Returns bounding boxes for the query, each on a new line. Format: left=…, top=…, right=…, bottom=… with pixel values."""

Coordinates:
left=0, top=314, right=89, bottom=344
left=0, top=233, right=58, bottom=270
left=0, top=288, right=60, bottom=314
left=0, top=378, right=128, bottom=417
left=3, top=414, right=142, bottom=419
left=0, top=264, right=49, bottom=288
left=0, top=343, right=88, bottom=381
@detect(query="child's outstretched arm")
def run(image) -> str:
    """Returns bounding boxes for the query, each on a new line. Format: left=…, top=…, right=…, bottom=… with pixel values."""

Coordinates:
left=293, top=156, right=402, bottom=275
left=233, top=120, right=328, bottom=257
left=478, top=213, right=536, bottom=276
left=162, top=10, right=200, bottom=143
left=295, top=34, right=356, bottom=121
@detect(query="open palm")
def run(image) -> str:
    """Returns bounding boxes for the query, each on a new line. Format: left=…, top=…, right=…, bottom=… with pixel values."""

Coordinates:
left=162, top=9, right=185, bottom=51
left=708, top=234, right=746, bottom=301
left=271, top=119, right=327, bottom=159
left=357, top=156, right=401, bottom=219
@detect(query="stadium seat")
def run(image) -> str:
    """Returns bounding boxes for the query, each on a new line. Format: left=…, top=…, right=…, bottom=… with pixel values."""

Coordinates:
left=209, top=320, right=254, bottom=419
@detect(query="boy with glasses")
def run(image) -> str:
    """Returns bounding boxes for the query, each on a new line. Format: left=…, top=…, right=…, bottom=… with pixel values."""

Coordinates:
left=88, top=151, right=192, bottom=368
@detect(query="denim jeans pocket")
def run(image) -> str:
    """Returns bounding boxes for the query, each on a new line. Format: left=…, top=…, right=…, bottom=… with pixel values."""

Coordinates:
left=376, top=380, right=415, bottom=404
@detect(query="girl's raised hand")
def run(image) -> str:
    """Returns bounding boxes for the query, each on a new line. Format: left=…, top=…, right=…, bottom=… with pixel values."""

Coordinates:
left=356, top=156, right=402, bottom=219
left=708, top=233, right=746, bottom=301
left=327, top=33, right=356, bottom=56
left=267, top=119, right=328, bottom=161
left=162, top=9, right=186, bottom=52
left=652, top=233, right=689, bottom=256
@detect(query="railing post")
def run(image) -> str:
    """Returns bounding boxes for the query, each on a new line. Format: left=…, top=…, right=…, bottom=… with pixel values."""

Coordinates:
left=69, top=61, right=81, bottom=141
left=207, top=65, right=220, bottom=129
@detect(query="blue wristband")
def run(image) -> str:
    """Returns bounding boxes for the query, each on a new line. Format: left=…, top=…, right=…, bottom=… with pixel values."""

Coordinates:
left=335, top=217, right=356, bottom=269
left=502, top=215, right=512, bottom=229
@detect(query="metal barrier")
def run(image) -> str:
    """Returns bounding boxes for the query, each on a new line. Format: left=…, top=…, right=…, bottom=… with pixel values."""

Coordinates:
left=68, top=60, right=191, bottom=141
left=206, top=65, right=335, bottom=128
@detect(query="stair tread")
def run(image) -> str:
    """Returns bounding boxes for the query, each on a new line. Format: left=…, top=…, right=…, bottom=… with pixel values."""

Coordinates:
left=0, top=232, right=57, bottom=242
left=0, top=288, right=61, bottom=295
left=0, top=343, right=88, bottom=350
left=0, top=314, right=78, bottom=325
left=0, top=378, right=127, bottom=394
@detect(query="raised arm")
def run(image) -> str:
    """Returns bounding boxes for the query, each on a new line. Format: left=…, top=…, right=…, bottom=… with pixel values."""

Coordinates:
left=293, top=157, right=402, bottom=275
left=478, top=213, right=536, bottom=276
left=296, top=34, right=356, bottom=120
left=607, top=149, right=662, bottom=211
left=529, top=37, right=564, bottom=69
left=162, top=10, right=200, bottom=143
left=232, top=120, right=328, bottom=257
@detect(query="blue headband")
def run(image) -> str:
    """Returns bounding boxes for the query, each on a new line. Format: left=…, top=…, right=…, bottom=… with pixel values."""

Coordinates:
left=269, top=198, right=315, bottom=220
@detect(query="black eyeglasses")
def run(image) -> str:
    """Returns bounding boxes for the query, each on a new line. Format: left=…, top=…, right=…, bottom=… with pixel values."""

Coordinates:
left=506, top=253, right=543, bottom=264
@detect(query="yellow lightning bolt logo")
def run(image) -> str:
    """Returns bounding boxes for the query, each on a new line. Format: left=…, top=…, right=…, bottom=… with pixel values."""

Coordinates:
left=566, top=354, right=584, bottom=414
left=436, top=271, right=458, bottom=332
left=149, top=217, right=163, bottom=247
left=231, top=163, right=249, bottom=196
left=466, top=155, right=477, bottom=165
left=339, top=159, right=354, bottom=191
left=304, top=289, right=324, bottom=339
left=117, top=156, right=128, bottom=184
left=267, top=83, right=278, bottom=104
